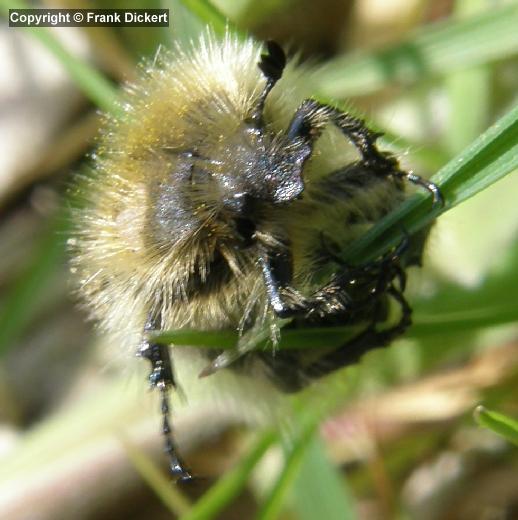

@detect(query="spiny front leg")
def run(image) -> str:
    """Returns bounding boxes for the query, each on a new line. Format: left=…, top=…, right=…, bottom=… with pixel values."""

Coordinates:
left=139, top=315, right=192, bottom=481
left=286, top=99, right=443, bottom=206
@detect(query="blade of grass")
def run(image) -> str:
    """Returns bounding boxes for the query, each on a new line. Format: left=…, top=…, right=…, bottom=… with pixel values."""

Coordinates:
left=256, top=424, right=317, bottom=520
left=292, top=437, right=357, bottom=520
left=409, top=306, right=518, bottom=338
left=154, top=326, right=364, bottom=350
left=443, top=0, right=491, bottom=155
left=178, top=0, right=238, bottom=38
left=166, top=0, right=209, bottom=45
left=411, top=241, right=518, bottom=337
left=0, top=207, right=69, bottom=357
left=444, top=65, right=491, bottom=153
left=0, top=0, right=120, bottom=114
left=474, top=406, right=518, bottom=446
left=155, top=329, right=238, bottom=349
left=315, top=3, right=518, bottom=98
left=155, top=298, right=518, bottom=350
left=181, top=430, right=277, bottom=520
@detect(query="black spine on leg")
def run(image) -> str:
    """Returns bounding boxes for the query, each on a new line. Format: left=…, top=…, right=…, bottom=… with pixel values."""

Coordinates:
left=139, top=315, right=192, bottom=481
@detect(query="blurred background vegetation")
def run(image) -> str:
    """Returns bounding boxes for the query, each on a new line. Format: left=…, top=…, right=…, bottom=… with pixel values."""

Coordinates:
left=0, top=0, right=518, bottom=519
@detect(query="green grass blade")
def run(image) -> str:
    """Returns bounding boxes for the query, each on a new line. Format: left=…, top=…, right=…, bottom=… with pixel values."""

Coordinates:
left=0, top=208, right=69, bottom=357
left=177, top=0, right=234, bottom=37
left=443, top=0, right=491, bottom=155
left=474, top=406, right=518, bottom=447
left=154, top=326, right=359, bottom=350
left=154, top=329, right=236, bottom=348
left=256, top=425, right=317, bottom=520
left=315, top=3, right=518, bottom=97
left=0, top=0, right=120, bottom=113
left=166, top=0, right=209, bottom=44
left=155, top=300, right=518, bottom=350
left=181, top=430, right=277, bottom=520
left=292, top=437, right=357, bottom=520
left=409, top=306, right=518, bottom=338
left=444, top=66, right=491, bottom=155
left=343, top=101, right=518, bottom=264
left=411, top=242, right=518, bottom=338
